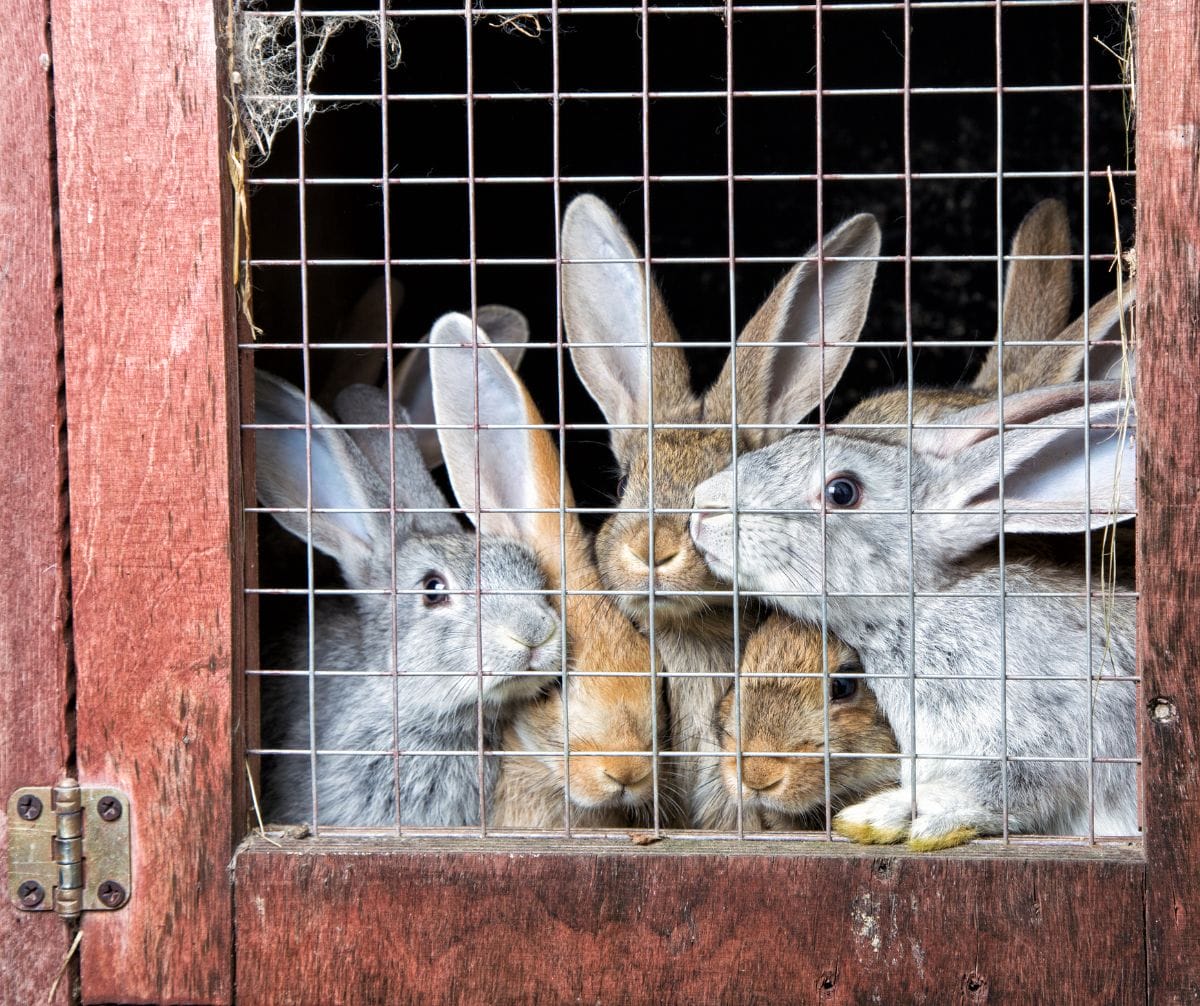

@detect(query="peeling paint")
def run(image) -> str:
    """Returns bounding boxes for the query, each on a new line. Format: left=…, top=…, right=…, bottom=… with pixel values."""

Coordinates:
left=852, top=894, right=883, bottom=954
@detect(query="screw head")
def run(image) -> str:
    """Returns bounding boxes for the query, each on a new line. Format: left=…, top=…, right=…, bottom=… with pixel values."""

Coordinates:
left=1150, top=697, right=1178, bottom=724
left=97, top=796, right=122, bottom=822
left=16, top=794, right=43, bottom=821
left=18, top=880, right=45, bottom=908
left=97, top=880, right=126, bottom=908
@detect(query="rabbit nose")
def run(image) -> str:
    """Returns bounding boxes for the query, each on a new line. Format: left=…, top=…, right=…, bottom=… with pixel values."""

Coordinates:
left=627, top=528, right=684, bottom=569
left=602, top=757, right=652, bottom=789
left=742, top=757, right=786, bottom=793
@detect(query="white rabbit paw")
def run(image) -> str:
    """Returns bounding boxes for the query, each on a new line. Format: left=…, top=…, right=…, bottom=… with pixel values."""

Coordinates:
left=835, top=786, right=989, bottom=851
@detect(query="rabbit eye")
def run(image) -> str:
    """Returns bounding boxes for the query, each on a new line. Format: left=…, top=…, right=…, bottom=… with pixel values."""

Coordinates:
left=421, top=573, right=450, bottom=606
left=830, top=677, right=858, bottom=702
left=615, top=472, right=629, bottom=498
left=825, top=475, right=862, bottom=509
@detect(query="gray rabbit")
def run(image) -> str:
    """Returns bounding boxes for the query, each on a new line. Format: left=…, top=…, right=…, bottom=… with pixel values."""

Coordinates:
left=255, top=371, right=560, bottom=827
left=691, top=380, right=1137, bottom=848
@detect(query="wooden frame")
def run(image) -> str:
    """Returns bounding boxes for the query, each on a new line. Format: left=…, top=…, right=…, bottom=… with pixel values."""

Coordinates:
left=1, top=0, right=1196, bottom=1002
left=49, top=0, right=243, bottom=1001
left=0, top=3, right=73, bottom=1004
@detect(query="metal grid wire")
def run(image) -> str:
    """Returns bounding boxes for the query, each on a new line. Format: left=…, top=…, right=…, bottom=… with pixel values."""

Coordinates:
left=240, top=0, right=1139, bottom=846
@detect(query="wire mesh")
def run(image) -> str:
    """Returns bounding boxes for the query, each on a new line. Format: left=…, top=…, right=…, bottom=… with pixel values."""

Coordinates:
left=239, top=0, right=1139, bottom=847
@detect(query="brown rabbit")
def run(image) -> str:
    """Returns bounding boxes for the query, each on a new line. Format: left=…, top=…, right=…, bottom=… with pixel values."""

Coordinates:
left=848, top=198, right=1135, bottom=435
left=430, top=312, right=670, bottom=830
left=561, top=194, right=882, bottom=823
left=693, top=615, right=898, bottom=832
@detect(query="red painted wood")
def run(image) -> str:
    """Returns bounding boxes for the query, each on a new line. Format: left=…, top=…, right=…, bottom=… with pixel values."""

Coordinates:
left=0, top=3, right=73, bottom=1003
left=1138, top=0, right=1200, bottom=1000
left=51, top=1, right=241, bottom=1002
left=234, top=839, right=1145, bottom=1005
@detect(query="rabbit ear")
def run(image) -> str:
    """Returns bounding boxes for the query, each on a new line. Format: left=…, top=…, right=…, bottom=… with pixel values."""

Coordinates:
left=562, top=194, right=696, bottom=432
left=705, top=214, right=880, bottom=447
left=1028, top=282, right=1136, bottom=388
left=972, top=200, right=1074, bottom=395
left=333, top=383, right=460, bottom=535
left=392, top=304, right=531, bottom=469
left=315, top=274, right=403, bottom=407
left=914, top=381, right=1136, bottom=542
left=254, top=371, right=390, bottom=585
left=430, top=313, right=578, bottom=580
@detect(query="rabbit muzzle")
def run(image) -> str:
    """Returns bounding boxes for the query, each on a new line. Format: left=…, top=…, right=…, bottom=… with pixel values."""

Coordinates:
left=689, top=472, right=735, bottom=577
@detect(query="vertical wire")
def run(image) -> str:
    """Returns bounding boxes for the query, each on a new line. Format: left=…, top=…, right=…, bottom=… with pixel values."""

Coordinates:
left=994, top=0, right=1011, bottom=845
left=640, top=0, right=663, bottom=836
left=902, top=0, right=919, bottom=826
left=1079, top=0, right=1096, bottom=844
left=462, top=0, right=487, bottom=835
left=293, top=0, right=320, bottom=835
left=814, top=0, right=834, bottom=840
left=377, top=0, right=403, bottom=838
left=550, top=0, right=574, bottom=839
left=724, top=0, right=745, bottom=841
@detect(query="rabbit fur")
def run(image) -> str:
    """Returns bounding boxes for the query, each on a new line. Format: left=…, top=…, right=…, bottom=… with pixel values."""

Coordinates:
left=693, top=614, right=898, bottom=832
left=255, top=370, right=560, bottom=827
left=691, top=380, right=1138, bottom=848
left=429, top=313, right=670, bottom=829
left=561, top=193, right=882, bottom=823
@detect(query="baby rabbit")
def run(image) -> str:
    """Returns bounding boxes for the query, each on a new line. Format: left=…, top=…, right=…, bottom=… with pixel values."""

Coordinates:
left=428, top=314, right=669, bottom=830
left=694, top=615, right=898, bottom=832
left=561, top=194, right=881, bottom=819
left=691, top=379, right=1137, bottom=849
left=255, top=371, right=560, bottom=827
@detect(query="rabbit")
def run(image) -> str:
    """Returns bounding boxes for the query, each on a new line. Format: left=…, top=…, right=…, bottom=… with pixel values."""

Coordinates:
left=255, top=370, right=561, bottom=827
left=428, top=312, right=671, bottom=830
left=846, top=199, right=1135, bottom=436
left=842, top=201, right=1137, bottom=577
left=561, top=193, right=882, bottom=821
left=690, top=380, right=1138, bottom=849
left=693, top=614, right=898, bottom=832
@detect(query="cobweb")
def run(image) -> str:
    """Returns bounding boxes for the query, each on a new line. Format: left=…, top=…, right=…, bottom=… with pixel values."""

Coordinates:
left=232, top=1, right=402, bottom=166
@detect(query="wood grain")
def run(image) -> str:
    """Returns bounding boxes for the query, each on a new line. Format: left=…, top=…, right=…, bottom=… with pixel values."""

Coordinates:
left=1137, top=0, right=1200, bottom=1001
left=0, top=3, right=73, bottom=1004
left=234, top=837, right=1145, bottom=1005
left=50, top=1, right=241, bottom=1002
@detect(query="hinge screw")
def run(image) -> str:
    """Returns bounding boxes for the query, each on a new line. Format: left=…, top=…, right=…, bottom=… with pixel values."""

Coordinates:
left=17, top=794, right=43, bottom=821
left=18, top=880, right=45, bottom=908
left=97, top=796, right=122, bottom=822
left=97, top=880, right=126, bottom=909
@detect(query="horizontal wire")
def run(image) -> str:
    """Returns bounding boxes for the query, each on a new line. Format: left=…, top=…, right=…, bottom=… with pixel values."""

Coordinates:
left=246, top=585, right=1140, bottom=599
left=249, top=1, right=1129, bottom=17
left=245, top=252, right=1133, bottom=267
left=249, top=746, right=1140, bottom=764
left=246, top=667, right=1141, bottom=682
left=240, top=83, right=1130, bottom=103
left=250, top=169, right=1135, bottom=187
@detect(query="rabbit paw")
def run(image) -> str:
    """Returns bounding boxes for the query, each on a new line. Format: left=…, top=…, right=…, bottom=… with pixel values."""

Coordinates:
left=836, top=786, right=996, bottom=851
left=833, top=790, right=912, bottom=845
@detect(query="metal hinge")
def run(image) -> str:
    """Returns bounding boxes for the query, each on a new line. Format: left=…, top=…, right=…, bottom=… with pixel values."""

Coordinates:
left=6, top=778, right=131, bottom=917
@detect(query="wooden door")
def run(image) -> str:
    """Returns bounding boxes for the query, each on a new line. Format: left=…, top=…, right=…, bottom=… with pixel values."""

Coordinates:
left=3, top=0, right=1198, bottom=1002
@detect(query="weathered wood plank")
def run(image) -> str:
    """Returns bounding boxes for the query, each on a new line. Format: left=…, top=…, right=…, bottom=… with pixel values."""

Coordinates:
left=0, top=2, right=73, bottom=1003
left=234, top=838, right=1145, bottom=1005
left=50, top=1, right=241, bottom=1002
left=1137, top=0, right=1200, bottom=1001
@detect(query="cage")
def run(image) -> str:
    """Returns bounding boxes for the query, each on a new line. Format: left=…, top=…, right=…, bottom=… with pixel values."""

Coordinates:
left=2, top=0, right=1197, bottom=1002
left=241, top=0, right=1138, bottom=845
